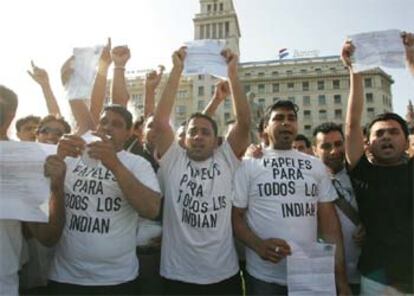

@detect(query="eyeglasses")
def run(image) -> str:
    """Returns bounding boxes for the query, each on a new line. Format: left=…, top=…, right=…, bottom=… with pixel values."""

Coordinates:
left=37, top=126, right=64, bottom=138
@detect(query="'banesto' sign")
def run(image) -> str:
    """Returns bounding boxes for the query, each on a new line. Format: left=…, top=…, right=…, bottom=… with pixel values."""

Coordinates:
left=293, top=49, right=320, bottom=58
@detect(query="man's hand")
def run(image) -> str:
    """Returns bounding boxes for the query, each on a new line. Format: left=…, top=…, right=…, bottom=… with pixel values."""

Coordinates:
left=100, top=37, right=112, bottom=68
left=256, top=238, right=291, bottom=264
left=221, top=49, right=239, bottom=78
left=213, top=80, right=230, bottom=102
left=172, top=47, right=186, bottom=71
left=111, top=45, right=130, bottom=68
left=352, top=224, right=366, bottom=247
left=402, top=31, right=414, bottom=75
left=61, top=55, right=75, bottom=86
left=341, top=41, right=355, bottom=70
left=87, top=133, right=121, bottom=171
left=145, top=65, right=165, bottom=92
left=244, top=144, right=264, bottom=159
left=27, top=61, right=49, bottom=86
left=57, top=134, right=85, bottom=159
left=44, top=155, right=66, bottom=188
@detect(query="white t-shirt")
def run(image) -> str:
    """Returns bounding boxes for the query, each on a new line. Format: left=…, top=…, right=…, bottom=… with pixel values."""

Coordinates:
left=49, top=151, right=160, bottom=285
left=333, top=168, right=361, bottom=284
left=0, top=220, right=22, bottom=296
left=158, top=141, right=240, bottom=284
left=233, top=149, right=337, bottom=285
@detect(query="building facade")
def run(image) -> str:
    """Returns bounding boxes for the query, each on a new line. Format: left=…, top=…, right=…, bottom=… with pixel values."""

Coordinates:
left=124, top=0, right=394, bottom=139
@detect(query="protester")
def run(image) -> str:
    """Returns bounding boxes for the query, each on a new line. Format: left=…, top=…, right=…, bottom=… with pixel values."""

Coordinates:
left=342, top=40, right=413, bottom=295
left=0, top=85, right=66, bottom=295
left=232, top=100, right=350, bottom=295
left=153, top=47, right=250, bottom=295
left=292, top=133, right=313, bottom=155
left=36, top=115, right=71, bottom=145
left=46, top=105, right=161, bottom=295
left=313, top=122, right=363, bottom=295
left=15, top=115, right=41, bottom=142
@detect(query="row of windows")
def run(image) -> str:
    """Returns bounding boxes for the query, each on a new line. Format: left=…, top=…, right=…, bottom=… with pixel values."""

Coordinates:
left=199, top=22, right=230, bottom=39
left=206, top=2, right=224, bottom=12
left=244, top=80, right=344, bottom=94
left=243, top=66, right=342, bottom=78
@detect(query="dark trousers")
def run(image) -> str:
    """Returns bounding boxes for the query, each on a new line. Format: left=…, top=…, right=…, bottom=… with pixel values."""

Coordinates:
left=162, top=272, right=242, bottom=295
left=47, top=279, right=138, bottom=295
left=244, top=272, right=287, bottom=296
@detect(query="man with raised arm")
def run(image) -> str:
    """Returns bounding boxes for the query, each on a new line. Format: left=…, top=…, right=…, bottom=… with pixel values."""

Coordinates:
left=0, top=85, right=66, bottom=295
left=232, top=100, right=350, bottom=295
left=46, top=105, right=161, bottom=295
left=153, top=47, right=250, bottom=295
left=342, top=39, right=413, bottom=295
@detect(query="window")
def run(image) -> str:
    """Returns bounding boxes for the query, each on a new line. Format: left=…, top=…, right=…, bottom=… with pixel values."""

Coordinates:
left=258, top=84, right=265, bottom=93
left=301, top=69, right=307, bottom=74
left=207, top=4, right=211, bottom=12
left=302, top=81, right=309, bottom=91
left=315, top=68, right=322, bottom=72
left=334, top=109, right=342, bottom=119
left=206, top=24, right=211, bottom=38
left=287, top=82, right=294, bottom=89
left=258, top=98, right=266, bottom=107
left=213, top=3, right=217, bottom=11
left=365, top=78, right=372, bottom=88
left=224, top=98, right=231, bottom=108
left=218, top=23, right=223, bottom=38
left=176, top=105, right=186, bottom=114
left=303, top=96, right=310, bottom=106
left=367, top=107, right=375, bottom=119
left=334, top=94, right=341, bottom=104
left=224, top=112, right=231, bottom=122
left=333, top=80, right=340, bottom=89
left=219, top=3, right=223, bottom=11
left=258, top=72, right=265, bottom=77
left=198, top=100, right=205, bottom=110
left=366, top=93, right=374, bottom=103
left=272, top=71, right=279, bottom=76
left=288, top=96, right=295, bottom=103
left=304, top=125, right=312, bottom=133
left=318, top=95, right=326, bottom=105
left=286, top=70, right=293, bottom=75
left=272, top=83, right=279, bottom=92
left=244, top=84, right=251, bottom=93
left=304, top=110, right=311, bottom=120
left=319, top=110, right=327, bottom=120
left=212, top=23, right=217, bottom=38
left=198, top=74, right=204, bottom=80
left=317, top=80, right=325, bottom=90
left=198, top=86, right=204, bottom=96
left=200, top=25, right=205, bottom=39
left=225, top=22, right=230, bottom=37
left=244, top=72, right=251, bottom=77
left=211, top=85, right=215, bottom=95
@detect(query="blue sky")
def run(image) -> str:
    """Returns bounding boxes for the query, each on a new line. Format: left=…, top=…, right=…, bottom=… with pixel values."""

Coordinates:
left=1, top=0, right=413, bottom=123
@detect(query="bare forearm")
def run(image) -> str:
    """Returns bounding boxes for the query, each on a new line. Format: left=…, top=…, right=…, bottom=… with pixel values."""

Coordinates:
left=90, top=65, right=109, bottom=123
left=144, top=88, right=156, bottom=118
left=111, top=68, right=129, bottom=106
left=41, top=83, right=61, bottom=117
left=69, top=100, right=96, bottom=135
left=112, top=162, right=161, bottom=219
left=232, top=208, right=262, bottom=253
left=27, top=187, right=65, bottom=247
left=229, top=73, right=251, bottom=130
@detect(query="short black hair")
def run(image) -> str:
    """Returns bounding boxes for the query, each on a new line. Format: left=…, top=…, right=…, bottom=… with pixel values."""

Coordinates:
left=103, top=104, right=133, bottom=130
left=15, top=115, right=41, bottom=132
left=295, top=134, right=311, bottom=148
left=368, top=112, right=409, bottom=139
left=0, top=85, right=18, bottom=114
left=263, top=100, right=299, bottom=127
left=38, top=115, right=71, bottom=134
left=186, top=112, right=218, bottom=137
left=313, top=122, right=344, bottom=138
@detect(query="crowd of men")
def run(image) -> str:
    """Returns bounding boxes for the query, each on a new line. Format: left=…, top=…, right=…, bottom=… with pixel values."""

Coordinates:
left=0, top=32, right=413, bottom=296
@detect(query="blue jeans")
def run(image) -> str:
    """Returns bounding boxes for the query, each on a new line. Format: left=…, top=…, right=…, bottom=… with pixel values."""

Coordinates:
left=245, top=272, right=287, bottom=296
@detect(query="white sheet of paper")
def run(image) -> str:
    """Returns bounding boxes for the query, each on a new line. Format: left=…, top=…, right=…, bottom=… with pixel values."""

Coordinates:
left=287, top=242, right=336, bottom=296
left=80, top=131, right=101, bottom=168
left=349, top=29, right=405, bottom=72
left=0, top=141, right=57, bottom=222
left=65, top=45, right=103, bottom=100
left=183, top=40, right=227, bottom=79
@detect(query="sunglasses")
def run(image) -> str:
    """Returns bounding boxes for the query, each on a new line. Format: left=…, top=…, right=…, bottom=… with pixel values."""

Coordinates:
left=38, top=126, right=64, bottom=138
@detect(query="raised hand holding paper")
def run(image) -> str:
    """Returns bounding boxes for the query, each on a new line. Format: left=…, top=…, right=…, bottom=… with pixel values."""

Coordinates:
left=183, top=39, right=227, bottom=79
